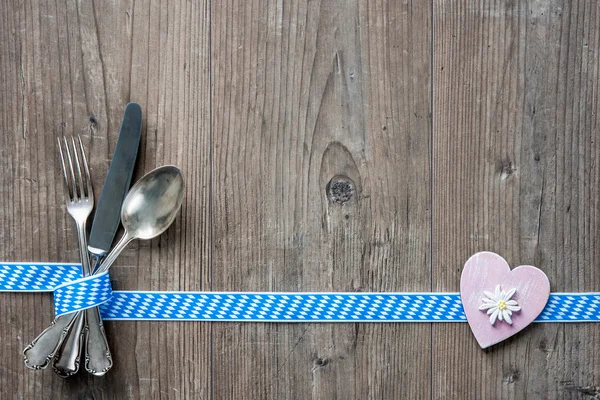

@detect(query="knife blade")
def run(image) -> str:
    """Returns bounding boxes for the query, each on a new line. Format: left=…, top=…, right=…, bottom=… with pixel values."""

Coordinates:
left=88, top=102, right=142, bottom=260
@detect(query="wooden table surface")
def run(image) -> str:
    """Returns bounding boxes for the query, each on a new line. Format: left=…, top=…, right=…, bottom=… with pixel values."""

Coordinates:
left=1, top=0, right=599, bottom=398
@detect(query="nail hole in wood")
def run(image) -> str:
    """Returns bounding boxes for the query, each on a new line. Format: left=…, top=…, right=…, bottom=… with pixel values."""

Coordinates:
left=314, top=357, right=329, bottom=367
left=498, top=158, right=517, bottom=181
left=503, top=367, right=520, bottom=384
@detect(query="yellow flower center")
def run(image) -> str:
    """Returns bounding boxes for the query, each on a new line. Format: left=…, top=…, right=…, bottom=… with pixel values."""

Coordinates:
left=498, top=301, right=507, bottom=310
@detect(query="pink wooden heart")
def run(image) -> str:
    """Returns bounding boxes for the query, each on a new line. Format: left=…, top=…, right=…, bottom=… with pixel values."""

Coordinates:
left=460, top=252, right=550, bottom=349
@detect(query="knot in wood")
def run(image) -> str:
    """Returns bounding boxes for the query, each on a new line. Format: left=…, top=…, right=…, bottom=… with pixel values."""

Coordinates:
left=327, top=175, right=355, bottom=204
left=88, top=114, right=98, bottom=128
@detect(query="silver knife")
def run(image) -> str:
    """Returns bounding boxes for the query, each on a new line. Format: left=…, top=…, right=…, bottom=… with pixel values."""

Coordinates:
left=85, top=102, right=142, bottom=375
left=88, top=102, right=142, bottom=264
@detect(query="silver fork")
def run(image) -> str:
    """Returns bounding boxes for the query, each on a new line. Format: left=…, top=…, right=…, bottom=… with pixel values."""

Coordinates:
left=52, top=136, right=94, bottom=377
left=23, top=136, right=111, bottom=376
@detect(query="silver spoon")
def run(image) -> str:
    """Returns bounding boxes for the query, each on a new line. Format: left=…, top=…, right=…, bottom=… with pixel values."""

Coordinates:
left=24, top=165, right=185, bottom=371
left=95, top=165, right=185, bottom=274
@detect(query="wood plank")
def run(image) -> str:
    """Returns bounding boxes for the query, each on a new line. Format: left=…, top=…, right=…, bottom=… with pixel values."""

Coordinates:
left=0, top=0, right=212, bottom=398
left=3, top=0, right=599, bottom=397
left=211, top=0, right=431, bottom=398
left=433, top=0, right=600, bottom=398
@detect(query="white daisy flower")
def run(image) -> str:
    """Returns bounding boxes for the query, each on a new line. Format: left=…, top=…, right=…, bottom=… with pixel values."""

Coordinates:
left=479, top=285, right=521, bottom=325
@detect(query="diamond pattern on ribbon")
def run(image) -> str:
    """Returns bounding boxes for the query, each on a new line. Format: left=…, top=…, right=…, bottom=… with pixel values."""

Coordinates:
left=53, top=272, right=113, bottom=316
left=538, top=294, right=600, bottom=321
left=99, top=293, right=468, bottom=321
left=0, top=263, right=82, bottom=291
left=97, top=292, right=600, bottom=322
left=1, top=263, right=600, bottom=323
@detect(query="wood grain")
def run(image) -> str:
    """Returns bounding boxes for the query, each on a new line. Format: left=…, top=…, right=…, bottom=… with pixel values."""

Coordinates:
left=211, top=0, right=431, bottom=398
left=0, top=0, right=211, bottom=398
left=1, top=0, right=599, bottom=398
left=433, top=0, right=600, bottom=398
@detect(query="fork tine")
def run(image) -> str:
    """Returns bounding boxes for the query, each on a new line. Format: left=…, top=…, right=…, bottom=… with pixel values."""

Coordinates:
left=77, top=135, right=93, bottom=198
left=63, top=137, right=78, bottom=200
left=57, top=138, right=72, bottom=201
left=70, top=136, right=85, bottom=199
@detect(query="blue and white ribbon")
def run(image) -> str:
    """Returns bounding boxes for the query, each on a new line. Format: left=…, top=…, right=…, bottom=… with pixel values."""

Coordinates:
left=0, top=263, right=113, bottom=317
left=1, top=263, right=599, bottom=322
left=54, top=272, right=112, bottom=316
left=0, top=263, right=81, bottom=291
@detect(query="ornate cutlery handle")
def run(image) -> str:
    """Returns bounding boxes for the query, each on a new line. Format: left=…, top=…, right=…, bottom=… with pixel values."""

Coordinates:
left=53, top=313, right=86, bottom=377
left=23, top=312, right=77, bottom=369
left=53, top=305, right=112, bottom=376
left=85, top=306, right=113, bottom=375
left=53, top=222, right=112, bottom=376
left=52, top=233, right=133, bottom=374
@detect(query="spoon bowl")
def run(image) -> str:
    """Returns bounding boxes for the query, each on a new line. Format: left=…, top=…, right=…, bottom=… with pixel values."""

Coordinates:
left=121, top=165, right=185, bottom=239
left=97, top=165, right=185, bottom=274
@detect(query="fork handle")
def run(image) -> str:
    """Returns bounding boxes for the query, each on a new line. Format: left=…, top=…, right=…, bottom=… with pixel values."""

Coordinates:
left=53, top=223, right=113, bottom=376
left=52, top=220, right=91, bottom=376
left=23, top=312, right=78, bottom=369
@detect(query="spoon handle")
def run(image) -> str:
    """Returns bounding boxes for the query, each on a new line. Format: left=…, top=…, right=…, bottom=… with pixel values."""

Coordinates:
left=85, top=306, right=113, bottom=375
left=80, top=232, right=133, bottom=374
left=96, top=231, right=134, bottom=274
